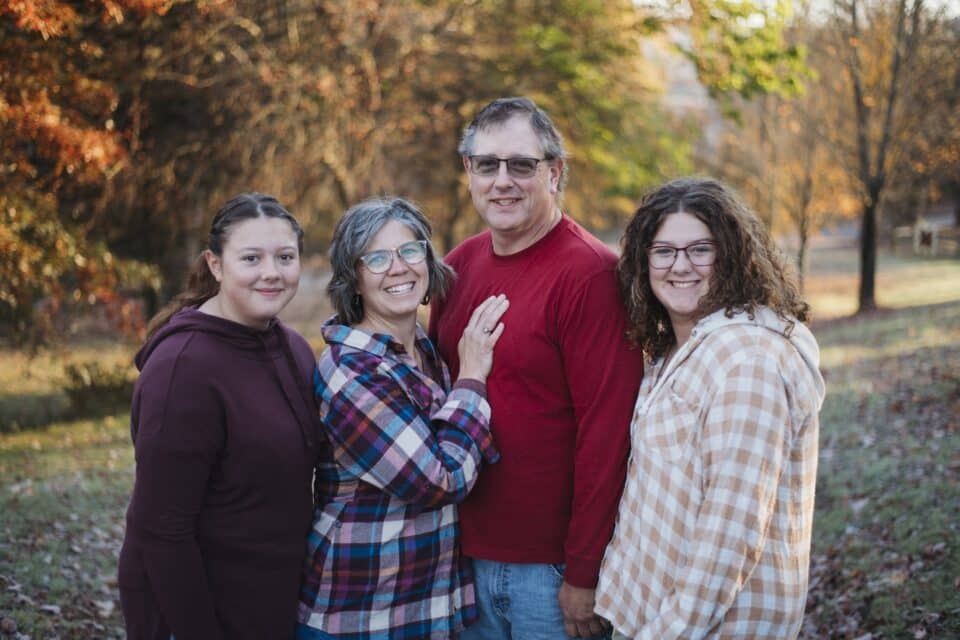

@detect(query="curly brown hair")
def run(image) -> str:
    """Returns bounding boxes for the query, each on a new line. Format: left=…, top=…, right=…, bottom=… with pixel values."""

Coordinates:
left=618, top=177, right=810, bottom=359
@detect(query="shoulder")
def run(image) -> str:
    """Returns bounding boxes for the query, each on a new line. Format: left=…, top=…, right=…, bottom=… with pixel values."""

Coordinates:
left=318, top=341, right=386, bottom=389
left=134, top=331, right=224, bottom=405
left=678, top=320, right=796, bottom=405
left=552, top=217, right=618, bottom=275
left=278, top=321, right=317, bottom=364
left=446, top=231, right=491, bottom=265
left=139, top=330, right=215, bottom=379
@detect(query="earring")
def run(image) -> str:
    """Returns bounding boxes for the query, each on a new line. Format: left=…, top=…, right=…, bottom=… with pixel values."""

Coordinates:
left=421, top=293, right=430, bottom=305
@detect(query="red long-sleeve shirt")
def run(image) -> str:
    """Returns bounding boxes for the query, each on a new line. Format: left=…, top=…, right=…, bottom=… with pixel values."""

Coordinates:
left=430, top=216, right=644, bottom=588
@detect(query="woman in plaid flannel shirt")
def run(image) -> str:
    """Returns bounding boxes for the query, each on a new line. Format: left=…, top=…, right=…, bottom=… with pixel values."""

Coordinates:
left=296, top=198, right=508, bottom=639
left=596, top=178, right=825, bottom=639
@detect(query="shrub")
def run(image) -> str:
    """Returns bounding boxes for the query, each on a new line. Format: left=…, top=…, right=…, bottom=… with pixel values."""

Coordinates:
left=62, top=361, right=136, bottom=418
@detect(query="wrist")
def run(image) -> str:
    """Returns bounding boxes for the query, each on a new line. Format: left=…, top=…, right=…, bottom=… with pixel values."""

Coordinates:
left=457, top=371, right=486, bottom=384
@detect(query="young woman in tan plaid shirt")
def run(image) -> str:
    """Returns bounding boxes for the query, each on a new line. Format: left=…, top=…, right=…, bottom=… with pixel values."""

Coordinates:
left=596, top=178, right=825, bottom=639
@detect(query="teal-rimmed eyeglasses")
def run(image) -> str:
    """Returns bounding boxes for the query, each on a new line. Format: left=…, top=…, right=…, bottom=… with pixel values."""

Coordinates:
left=358, top=240, right=429, bottom=274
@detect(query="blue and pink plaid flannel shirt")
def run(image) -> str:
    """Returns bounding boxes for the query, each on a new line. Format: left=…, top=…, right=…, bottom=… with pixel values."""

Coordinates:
left=297, top=319, right=499, bottom=639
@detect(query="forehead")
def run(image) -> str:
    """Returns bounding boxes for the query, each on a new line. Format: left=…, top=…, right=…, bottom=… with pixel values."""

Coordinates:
left=653, top=212, right=713, bottom=243
left=224, top=216, right=298, bottom=248
left=472, top=115, right=542, bottom=157
left=365, top=219, right=418, bottom=251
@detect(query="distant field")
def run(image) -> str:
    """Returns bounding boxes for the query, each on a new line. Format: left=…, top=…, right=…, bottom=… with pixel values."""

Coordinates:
left=1, top=245, right=958, bottom=638
left=803, top=245, right=960, bottom=319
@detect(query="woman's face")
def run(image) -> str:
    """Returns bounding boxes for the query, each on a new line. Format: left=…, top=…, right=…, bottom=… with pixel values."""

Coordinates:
left=356, top=219, right=429, bottom=329
left=648, top=211, right=715, bottom=338
left=205, top=216, right=301, bottom=329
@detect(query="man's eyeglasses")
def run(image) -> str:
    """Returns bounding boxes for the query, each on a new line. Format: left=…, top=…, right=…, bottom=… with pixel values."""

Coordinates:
left=468, top=155, right=545, bottom=178
left=358, top=240, right=429, bottom=274
left=647, top=242, right=717, bottom=269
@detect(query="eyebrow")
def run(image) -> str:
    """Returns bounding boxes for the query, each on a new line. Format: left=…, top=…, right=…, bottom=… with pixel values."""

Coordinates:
left=236, top=245, right=298, bottom=251
left=650, top=238, right=714, bottom=245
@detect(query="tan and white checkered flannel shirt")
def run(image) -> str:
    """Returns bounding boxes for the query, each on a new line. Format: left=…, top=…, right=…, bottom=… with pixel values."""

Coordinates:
left=596, top=307, right=825, bottom=639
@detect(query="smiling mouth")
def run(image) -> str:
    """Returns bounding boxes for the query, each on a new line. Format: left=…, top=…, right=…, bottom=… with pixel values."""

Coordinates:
left=385, top=283, right=415, bottom=294
left=669, top=281, right=700, bottom=289
left=490, top=197, right=521, bottom=206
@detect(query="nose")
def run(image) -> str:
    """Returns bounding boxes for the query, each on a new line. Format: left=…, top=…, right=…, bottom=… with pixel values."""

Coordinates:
left=261, top=257, right=281, bottom=279
left=493, top=161, right=514, bottom=188
left=671, top=249, right=693, bottom=271
left=387, top=251, right=410, bottom=275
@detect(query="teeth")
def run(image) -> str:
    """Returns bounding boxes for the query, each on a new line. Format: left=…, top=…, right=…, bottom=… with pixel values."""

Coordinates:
left=386, top=283, right=414, bottom=293
left=671, top=281, right=698, bottom=288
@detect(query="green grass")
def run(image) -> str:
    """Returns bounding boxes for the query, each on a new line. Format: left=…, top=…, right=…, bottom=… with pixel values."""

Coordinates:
left=0, top=340, right=136, bottom=433
left=1, top=415, right=132, bottom=638
left=1, top=247, right=958, bottom=638
left=800, top=300, right=960, bottom=638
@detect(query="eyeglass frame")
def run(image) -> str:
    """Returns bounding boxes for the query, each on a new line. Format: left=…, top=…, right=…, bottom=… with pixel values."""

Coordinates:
left=358, top=240, right=429, bottom=274
left=466, top=155, right=548, bottom=178
left=646, top=241, right=718, bottom=270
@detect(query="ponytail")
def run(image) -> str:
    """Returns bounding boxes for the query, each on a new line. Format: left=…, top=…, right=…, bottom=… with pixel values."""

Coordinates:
left=144, top=254, right=219, bottom=339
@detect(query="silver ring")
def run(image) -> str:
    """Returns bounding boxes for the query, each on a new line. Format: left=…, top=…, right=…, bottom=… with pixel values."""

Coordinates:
left=483, top=327, right=492, bottom=334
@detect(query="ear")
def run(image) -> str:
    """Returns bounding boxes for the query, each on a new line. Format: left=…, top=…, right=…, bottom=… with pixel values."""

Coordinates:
left=548, top=159, right=564, bottom=194
left=462, top=155, right=471, bottom=172
left=204, top=249, right=223, bottom=282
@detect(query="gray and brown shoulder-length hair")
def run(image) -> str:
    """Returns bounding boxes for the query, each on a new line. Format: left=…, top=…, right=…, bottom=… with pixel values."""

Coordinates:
left=327, top=197, right=454, bottom=326
left=618, top=177, right=810, bottom=359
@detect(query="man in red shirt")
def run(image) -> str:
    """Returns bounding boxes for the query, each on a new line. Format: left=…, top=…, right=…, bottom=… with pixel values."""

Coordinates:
left=430, top=97, right=644, bottom=639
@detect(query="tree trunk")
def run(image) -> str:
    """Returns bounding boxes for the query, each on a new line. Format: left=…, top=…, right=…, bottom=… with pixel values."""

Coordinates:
left=858, top=199, right=878, bottom=313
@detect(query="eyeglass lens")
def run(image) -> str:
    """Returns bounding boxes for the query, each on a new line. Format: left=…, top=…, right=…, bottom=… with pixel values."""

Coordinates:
left=469, top=155, right=542, bottom=178
left=361, top=240, right=428, bottom=273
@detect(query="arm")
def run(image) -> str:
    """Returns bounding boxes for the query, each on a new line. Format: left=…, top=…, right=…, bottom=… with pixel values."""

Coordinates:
left=559, top=269, right=644, bottom=588
left=320, top=358, right=499, bottom=509
left=126, top=346, right=224, bottom=640
left=557, top=269, right=644, bottom=636
left=636, top=354, right=792, bottom=640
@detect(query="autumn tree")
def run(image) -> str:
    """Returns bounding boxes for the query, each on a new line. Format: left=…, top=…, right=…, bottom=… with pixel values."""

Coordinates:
left=822, top=0, right=940, bottom=313
left=0, top=0, right=175, bottom=344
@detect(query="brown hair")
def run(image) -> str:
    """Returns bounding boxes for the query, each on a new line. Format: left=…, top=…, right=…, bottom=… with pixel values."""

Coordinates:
left=145, top=193, right=303, bottom=338
left=618, top=177, right=810, bottom=359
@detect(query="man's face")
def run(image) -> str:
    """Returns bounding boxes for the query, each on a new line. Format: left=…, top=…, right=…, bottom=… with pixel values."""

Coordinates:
left=464, top=115, right=562, bottom=252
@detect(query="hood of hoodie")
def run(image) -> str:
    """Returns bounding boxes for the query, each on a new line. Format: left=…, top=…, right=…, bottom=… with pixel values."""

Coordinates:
left=135, top=306, right=319, bottom=449
left=135, top=307, right=281, bottom=371
left=693, top=306, right=826, bottom=410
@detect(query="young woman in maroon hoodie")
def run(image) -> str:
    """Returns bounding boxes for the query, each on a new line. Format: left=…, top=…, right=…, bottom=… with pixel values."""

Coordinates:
left=118, top=193, right=319, bottom=640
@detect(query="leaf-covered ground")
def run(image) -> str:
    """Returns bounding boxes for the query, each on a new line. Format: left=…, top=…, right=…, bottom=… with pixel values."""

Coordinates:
left=800, top=301, right=960, bottom=638
left=1, top=416, right=132, bottom=638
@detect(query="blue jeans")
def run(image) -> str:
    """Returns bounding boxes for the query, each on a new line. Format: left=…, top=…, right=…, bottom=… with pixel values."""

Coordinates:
left=461, top=559, right=610, bottom=640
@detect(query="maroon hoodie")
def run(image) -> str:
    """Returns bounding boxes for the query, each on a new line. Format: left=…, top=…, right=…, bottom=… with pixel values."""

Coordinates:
left=118, top=308, right=320, bottom=640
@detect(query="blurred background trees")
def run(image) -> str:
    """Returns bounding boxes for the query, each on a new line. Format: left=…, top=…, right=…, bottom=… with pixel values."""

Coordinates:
left=2, top=0, right=958, bottom=345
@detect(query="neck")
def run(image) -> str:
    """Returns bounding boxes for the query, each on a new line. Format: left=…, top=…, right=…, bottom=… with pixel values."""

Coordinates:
left=672, top=321, right=694, bottom=349
left=356, top=314, right=418, bottom=352
left=491, top=208, right=562, bottom=256
left=198, top=294, right=269, bottom=330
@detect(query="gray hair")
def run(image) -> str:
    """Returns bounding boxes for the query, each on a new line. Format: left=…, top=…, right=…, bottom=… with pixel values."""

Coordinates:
left=327, top=197, right=455, bottom=326
left=458, top=96, right=569, bottom=192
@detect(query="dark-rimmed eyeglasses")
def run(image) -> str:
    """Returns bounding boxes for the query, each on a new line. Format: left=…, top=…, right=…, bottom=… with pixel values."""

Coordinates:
left=358, top=240, right=428, bottom=274
left=647, top=241, right=717, bottom=269
left=467, top=155, right=545, bottom=178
